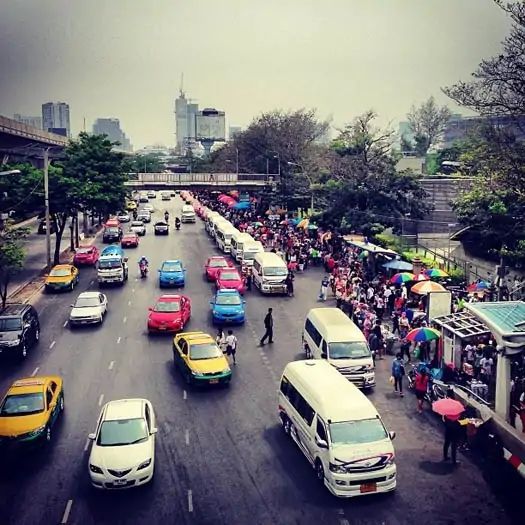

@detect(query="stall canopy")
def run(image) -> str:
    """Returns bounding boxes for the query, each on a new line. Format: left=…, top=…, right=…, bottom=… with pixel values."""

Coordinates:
left=344, top=239, right=398, bottom=257
left=433, top=311, right=490, bottom=339
left=465, top=301, right=525, bottom=355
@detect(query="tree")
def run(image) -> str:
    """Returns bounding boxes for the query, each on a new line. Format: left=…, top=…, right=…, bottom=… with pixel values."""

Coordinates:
left=0, top=222, right=29, bottom=309
left=407, top=96, right=452, bottom=155
left=128, top=154, right=165, bottom=173
left=316, top=111, right=432, bottom=235
left=443, top=1, right=525, bottom=118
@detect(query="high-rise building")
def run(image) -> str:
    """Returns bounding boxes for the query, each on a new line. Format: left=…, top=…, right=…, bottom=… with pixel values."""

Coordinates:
left=13, top=114, right=43, bottom=130
left=175, top=85, right=199, bottom=153
left=229, top=126, right=242, bottom=140
left=92, top=118, right=133, bottom=151
left=42, top=102, right=71, bottom=137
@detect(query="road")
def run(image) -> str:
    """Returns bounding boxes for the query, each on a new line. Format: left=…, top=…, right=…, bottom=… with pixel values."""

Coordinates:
left=0, top=196, right=522, bottom=525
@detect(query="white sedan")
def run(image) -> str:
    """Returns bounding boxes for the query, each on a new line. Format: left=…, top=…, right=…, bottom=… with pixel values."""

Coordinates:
left=88, top=399, right=157, bottom=489
left=143, top=204, right=154, bottom=214
left=69, top=292, right=108, bottom=325
left=130, top=220, right=146, bottom=236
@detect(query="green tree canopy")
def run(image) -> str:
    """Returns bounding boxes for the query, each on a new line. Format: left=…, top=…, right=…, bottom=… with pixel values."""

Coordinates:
left=0, top=222, right=29, bottom=308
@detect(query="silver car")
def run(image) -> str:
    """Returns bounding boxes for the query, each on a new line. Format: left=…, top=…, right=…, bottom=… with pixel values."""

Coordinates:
left=130, top=220, right=146, bottom=236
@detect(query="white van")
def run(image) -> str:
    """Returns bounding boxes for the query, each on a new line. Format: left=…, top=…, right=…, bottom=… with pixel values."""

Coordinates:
left=181, top=204, right=196, bottom=223
left=240, top=241, right=264, bottom=268
left=252, top=252, right=288, bottom=293
left=303, top=308, right=375, bottom=389
left=278, top=360, right=396, bottom=498
left=230, top=232, right=253, bottom=261
left=216, top=224, right=238, bottom=253
left=205, top=212, right=220, bottom=235
left=210, top=217, right=230, bottom=243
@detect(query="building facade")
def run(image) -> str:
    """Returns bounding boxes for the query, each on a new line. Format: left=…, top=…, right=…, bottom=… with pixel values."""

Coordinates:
left=42, top=102, right=71, bottom=137
left=175, top=91, right=199, bottom=153
left=92, top=118, right=133, bottom=151
left=13, top=114, right=43, bottom=129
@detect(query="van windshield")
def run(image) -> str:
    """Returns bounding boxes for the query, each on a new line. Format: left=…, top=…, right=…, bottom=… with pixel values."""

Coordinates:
left=99, top=260, right=122, bottom=270
left=329, top=419, right=388, bottom=446
left=263, top=266, right=287, bottom=277
left=329, top=342, right=371, bottom=359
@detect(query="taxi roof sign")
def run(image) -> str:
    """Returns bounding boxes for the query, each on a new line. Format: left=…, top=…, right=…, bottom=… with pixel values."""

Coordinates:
left=12, top=379, right=45, bottom=387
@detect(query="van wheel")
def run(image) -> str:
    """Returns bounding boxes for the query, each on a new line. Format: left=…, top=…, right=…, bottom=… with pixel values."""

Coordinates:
left=315, top=460, right=325, bottom=483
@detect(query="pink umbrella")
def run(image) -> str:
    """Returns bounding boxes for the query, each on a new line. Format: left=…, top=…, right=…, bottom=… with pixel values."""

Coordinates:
left=432, top=398, right=465, bottom=419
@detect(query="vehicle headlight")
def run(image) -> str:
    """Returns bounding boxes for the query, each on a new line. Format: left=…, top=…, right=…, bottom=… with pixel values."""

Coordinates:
left=329, top=462, right=346, bottom=474
left=213, top=310, right=220, bottom=315
left=385, top=455, right=396, bottom=466
left=7, top=339, right=20, bottom=346
left=28, top=425, right=46, bottom=437
left=89, top=464, right=103, bottom=474
left=137, top=458, right=152, bottom=470
left=364, top=364, right=374, bottom=372
left=191, top=370, right=204, bottom=377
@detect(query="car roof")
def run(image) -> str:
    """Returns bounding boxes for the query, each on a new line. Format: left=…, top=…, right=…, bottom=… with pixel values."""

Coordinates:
left=208, top=255, right=227, bottom=260
left=123, top=232, right=137, bottom=236
left=103, top=398, right=146, bottom=421
left=217, top=289, right=240, bottom=295
left=218, top=268, right=239, bottom=274
left=8, top=376, right=59, bottom=395
left=53, top=264, right=72, bottom=270
left=77, top=291, right=100, bottom=299
left=162, top=260, right=181, bottom=265
left=77, top=245, right=95, bottom=249
left=179, top=331, right=214, bottom=343
left=157, top=294, right=182, bottom=302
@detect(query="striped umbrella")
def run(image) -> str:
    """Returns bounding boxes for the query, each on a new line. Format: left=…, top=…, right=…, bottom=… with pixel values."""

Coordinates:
left=390, top=272, right=415, bottom=284
left=413, top=273, right=430, bottom=281
left=406, top=327, right=441, bottom=343
left=467, top=281, right=490, bottom=293
left=424, top=268, right=449, bottom=278
left=411, top=280, right=446, bottom=295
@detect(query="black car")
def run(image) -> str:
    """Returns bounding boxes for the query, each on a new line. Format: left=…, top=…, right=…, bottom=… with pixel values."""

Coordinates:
left=102, top=227, right=123, bottom=243
left=154, top=221, right=169, bottom=235
left=37, top=219, right=56, bottom=235
left=0, top=304, right=40, bottom=360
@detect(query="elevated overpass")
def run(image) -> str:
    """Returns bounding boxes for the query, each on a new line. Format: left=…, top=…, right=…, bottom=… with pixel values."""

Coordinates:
left=125, top=172, right=279, bottom=190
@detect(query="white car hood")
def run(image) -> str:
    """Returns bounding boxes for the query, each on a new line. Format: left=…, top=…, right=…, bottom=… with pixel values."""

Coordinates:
left=71, top=306, right=101, bottom=318
left=131, top=226, right=144, bottom=232
left=330, top=439, right=394, bottom=466
left=91, top=440, right=153, bottom=470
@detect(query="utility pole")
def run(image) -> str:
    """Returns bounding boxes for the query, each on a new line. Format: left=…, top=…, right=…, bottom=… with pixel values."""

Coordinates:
left=43, top=148, right=52, bottom=272
left=235, top=148, right=239, bottom=175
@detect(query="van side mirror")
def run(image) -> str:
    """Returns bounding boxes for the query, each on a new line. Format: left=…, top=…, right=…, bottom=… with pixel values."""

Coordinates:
left=315, top=436, right=329, bottom=449
left=88, top=433, right=96, bottom=440
left=321, top=352, right=327, bottom=359
left=148, top=307, right=152, bottom=311
left=389, top=431, right=396, bottom=440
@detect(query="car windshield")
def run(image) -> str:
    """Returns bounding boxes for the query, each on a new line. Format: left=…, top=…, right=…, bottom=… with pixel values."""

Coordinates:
left=329, top=419, right=388, bottom=446
left=131, top=222, right=144, bottom=227
left=97, top=418, right=149, bottom=446
left=105, top=228, right=119, bottom=234
left=0, top=393, right=45, bottom=416
left=50, top=268, right=71, bottom=277
left=189, top=342, right=223, bottom=360
left=75, top=296, right=100, bottom=308
left=162, top=263, right=182, bottom=272
left=0, top=318, right=23, bottom=331
left=216, top=294, right=241, bottom=306
left=76, top=248, right=93, bottom=254
left=263, top=267, right=287, bottom=277
left=243, top=252, right=257, bottom=261
left=209, top=259, right=228, bottom=268
left=329, top=342, right=371, bottom=360
left=98, top=260, right=121, bottom=269
left=219, top=272, right=239, bottom=281
left=154, top=301, right=180, bottom=312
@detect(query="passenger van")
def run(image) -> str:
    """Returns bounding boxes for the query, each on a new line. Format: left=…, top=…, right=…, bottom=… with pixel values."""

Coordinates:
left=252, top=252, right=288, bottom=293
left=216, top=224, right=238, bottom=253
left=303, top=308, right=375, bottom=389
left=278, top=360, right=396, bottom=498
left=181, top=204, right=196, bottom=223
left=240, top=241, right=264, bottom=268
left=210, top=217, right=230, bottom=243
left=230, top=232, right=254, bottom=261
left=205, top=212, right=221, bottom=235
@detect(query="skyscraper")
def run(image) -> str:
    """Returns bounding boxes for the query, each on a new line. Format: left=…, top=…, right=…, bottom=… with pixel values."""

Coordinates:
left=42, top=102, right=71, bottom=137
left=13, top=114, right=43, bottom=129
left=174, top=78, right=199, bottom=153
left=92, top=118, right=133, bottom=151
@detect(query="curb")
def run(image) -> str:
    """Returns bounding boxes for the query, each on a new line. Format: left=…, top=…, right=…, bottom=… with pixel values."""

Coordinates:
left=503, top=447, right=525, bottom=479
left=13, top=215, right=39, bottom=228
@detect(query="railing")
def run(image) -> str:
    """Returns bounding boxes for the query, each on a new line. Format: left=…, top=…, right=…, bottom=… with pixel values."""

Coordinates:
left=125, top=173, right=280, bottom=185
left=0, top=115, right=69, bottom=146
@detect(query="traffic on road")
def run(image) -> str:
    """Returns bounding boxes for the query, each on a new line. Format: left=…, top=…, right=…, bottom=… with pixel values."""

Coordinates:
left=0, top=190, right=521, bottom=525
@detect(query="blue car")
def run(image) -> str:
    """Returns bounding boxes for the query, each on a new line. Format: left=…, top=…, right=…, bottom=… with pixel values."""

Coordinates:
left=210, top=289, right=246, bottom=324
left=101, top=245, right=124, bottom=258
left=158, top=260, right=185, bottom=287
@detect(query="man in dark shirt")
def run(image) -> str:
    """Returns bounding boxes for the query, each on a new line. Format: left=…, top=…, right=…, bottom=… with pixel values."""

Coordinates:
left=260, top=308, right=274, bottom=345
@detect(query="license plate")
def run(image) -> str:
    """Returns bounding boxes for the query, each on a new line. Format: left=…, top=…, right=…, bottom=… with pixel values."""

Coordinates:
left=159, top=327, right=166, bottom=330
left=209, top=379, right=219, bottom=384
left=114, top=479, right=127, bottom=486
left=360, top=483, right=377, bottom=493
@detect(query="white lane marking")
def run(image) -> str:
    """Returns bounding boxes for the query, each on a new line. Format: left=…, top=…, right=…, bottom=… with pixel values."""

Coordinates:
left=117, top=336, right=121, bottom=344
left=185, top=429, right=190, bottom=445
left=134, top=278, right=138, bottom=282
left=123, top=316, right=127, bottom=324
left=61, top=499, right=73, bottom=524
left=132, top=288, right=135, bottom=293
left=340, top=520, right=349, bottom=525
left=31, top=367, right=39, bottom=377
left=63, top=321, right=68, bottom=327
left=84, top=438, right=90, bottom=452
left=98, top=394, right=104, bottom=406
left=187, top=490, right=193, bottom=512
left=183, top=390, right=187, bottom=400
left=127, top=300, right=131, bottom=306
left=108, top=361, right=115, bottom=370
left=49, top=340, right=56, bottom=349
left=90, top=280, right=94, bottom=285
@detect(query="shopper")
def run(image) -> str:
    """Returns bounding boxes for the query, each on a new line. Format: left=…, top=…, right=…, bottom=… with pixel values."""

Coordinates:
left=414, top=368, right=429, bottom=413
left=225, top=330, right=238, bottom=365
left=391, top=353, right=405, bottom=396
left=443, top=416, right=461, bottom=465
left=260, top=308, right=274, bottom=345
left=216, top=328, right=226, bottom=353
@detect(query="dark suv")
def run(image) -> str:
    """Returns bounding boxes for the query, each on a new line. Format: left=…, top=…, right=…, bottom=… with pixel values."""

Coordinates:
left=0, top=304, right=40, bottom=360
left=102, top=226, right=123, bottom=243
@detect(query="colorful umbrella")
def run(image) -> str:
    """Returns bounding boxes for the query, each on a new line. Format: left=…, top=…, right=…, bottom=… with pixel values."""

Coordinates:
left=406, top=326, right=441, bottom=343
left=413, top=273, right=430, bottom=281
left=297, top=218, right=309, bottom=229
left=382, top=260, right=413, bottom=271
left=424, top=268, right=449, bottom=278
left=390, top=272, right=416, bottom=284
left=358, top=250, right=369, bottom=260
left=321, top=232, right=332, bottom=242
left=467, top=281, right=490, bottom=293
left=307, top=224, right=318, bottom=230
left=252, top=221, right=263, bottom=227
left=411, top=280, right=446, bottom=295
left=218, top=194, right=230, bottom=202
left=432, top=398, right=465, bottom=419
left=280, top=220, right=289, bottom=225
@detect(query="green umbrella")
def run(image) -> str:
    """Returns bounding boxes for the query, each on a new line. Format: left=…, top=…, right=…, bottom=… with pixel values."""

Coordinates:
left=358, top=250, right=369, bottom=259
left=307, top=224, right=318, bottom=230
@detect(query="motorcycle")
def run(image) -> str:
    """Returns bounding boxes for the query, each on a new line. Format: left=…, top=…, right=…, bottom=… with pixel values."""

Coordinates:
left=139, top=263, right=148, bottom=278
left=164, top=213, right=169, bottom=222
left=175, top=221, right=181, bottom=231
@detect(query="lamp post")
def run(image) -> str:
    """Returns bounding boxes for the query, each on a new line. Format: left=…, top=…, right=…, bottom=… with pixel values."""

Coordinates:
left=43, top=148, right=52, bottom=272
left=287, top=161, right=313, bottom=213
left=447, top=223, right=457, bottom=271
left=235, top=148, right=239, bottom=175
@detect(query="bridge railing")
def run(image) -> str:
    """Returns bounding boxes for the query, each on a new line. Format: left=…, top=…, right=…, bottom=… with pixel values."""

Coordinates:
left=0, top=115, right=69, bottom=146
left=127, top=173, right=280, bottom=185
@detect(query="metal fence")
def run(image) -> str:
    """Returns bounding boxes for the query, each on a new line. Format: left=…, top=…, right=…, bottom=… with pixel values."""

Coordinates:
left=127, top=173, right=279, bottom=184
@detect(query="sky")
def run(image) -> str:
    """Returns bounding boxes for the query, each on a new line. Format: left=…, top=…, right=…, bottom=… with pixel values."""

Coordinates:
left=0, top=0, right=514, bottom=149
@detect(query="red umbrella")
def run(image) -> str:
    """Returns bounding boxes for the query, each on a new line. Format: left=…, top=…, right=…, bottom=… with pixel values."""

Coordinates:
left=432, top=398, right=465, bottom=419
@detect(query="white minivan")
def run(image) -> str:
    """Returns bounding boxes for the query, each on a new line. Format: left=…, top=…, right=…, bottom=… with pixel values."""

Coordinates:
left=302, top=308, right=375, bottom=389
left=205, top=212, right=221, bottom=235
left=211, top=217, right=230, bottom=243
left=230, top=232, right=254, bottom=261
left=181, top=204, right=196, bottom=223
left=240, top=241, right=264, bottom=268
left=216, top=224, right=238, bottom=253
left=252, top=252, right=288, bottom=293
left=278, top=360, right=396, bottom=498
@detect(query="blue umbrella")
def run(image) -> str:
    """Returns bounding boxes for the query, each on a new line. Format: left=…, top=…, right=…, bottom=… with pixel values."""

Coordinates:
left=382, top=259, right=413, bottom=271
left=289, top=218, right=301, bottom=226
left=233, top=201, right=251, bottom=210
left=101, top=245, right=124, bottom=257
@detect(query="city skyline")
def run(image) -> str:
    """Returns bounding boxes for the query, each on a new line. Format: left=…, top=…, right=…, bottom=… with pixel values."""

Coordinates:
left=0, top=0, right=514, bottom=148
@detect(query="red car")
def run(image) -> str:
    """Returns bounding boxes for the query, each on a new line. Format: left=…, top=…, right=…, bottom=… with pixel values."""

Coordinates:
left=215, top=268, right=245, bottom=294
left=121, top=232, right=139, bottom=248
left=73, top=245, right=99, bottom=266
left=204, top=256, right=233, bottom=281
left=147, top=294, right=191, bottom=333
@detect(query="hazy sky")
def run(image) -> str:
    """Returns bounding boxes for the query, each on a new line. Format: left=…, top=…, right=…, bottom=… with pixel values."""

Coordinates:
left=0, top=0, right=513, bottom=149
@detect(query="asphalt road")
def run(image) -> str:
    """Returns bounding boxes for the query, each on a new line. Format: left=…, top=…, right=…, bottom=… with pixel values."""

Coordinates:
left=0, top=196, right=522, bottom=525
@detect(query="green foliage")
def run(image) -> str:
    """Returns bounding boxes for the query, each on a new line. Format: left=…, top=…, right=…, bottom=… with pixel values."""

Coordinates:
left=0, top=223, right=29, bottom=308
left=128, top=154, right=165, bottom=173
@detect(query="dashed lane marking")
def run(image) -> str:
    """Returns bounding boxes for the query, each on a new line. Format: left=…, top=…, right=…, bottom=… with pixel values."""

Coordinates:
left=108, top=361, right=115, bottom=370
left=188, top=490, right=193, bottom=512
left=31, top=367, right=39, bottom=377
left=90, top=280, right=94, bottom=285
left=132, top=288, right=135, bottom=293
left=123, top=316, right=127, bottom=324
left=340, top=520, right=349, bottom=525
left=84, top=438, right=90, bottom=452
left=61, top=500, right=73, bottom=524
left=98, top=394, right=104, bottom=406
left=63, top=321, right=68, bottom=327
left=49, top=340, right=56, bottom=349
left=185, top=429, right=190, bottom=445
left=127, top=300, right=131, bottom=306
left=117, top=336, right=121, bottom=344
left=183, top=390, right=187, bottom=400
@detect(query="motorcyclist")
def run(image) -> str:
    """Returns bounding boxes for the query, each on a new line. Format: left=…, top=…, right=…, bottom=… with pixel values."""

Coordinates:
left=132, top=209, right=138, bottom=220
left=164, top=211, right=169, bottom=222
left=138, top=256, right=149, bottom=273
left=175, top=217, right=181, bottom=229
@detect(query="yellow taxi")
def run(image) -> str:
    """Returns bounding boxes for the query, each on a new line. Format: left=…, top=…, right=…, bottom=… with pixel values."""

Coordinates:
left=0, top=376, right=64, bottom=447
left=125, top=200, right=137, bottom=211
left=44, top=264, right=79, bottom=292
left=173, top=331, right=232, bottom=386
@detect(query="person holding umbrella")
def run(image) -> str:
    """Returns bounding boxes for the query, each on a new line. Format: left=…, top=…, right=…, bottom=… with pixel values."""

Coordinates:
left=433, top=398, right=465, bottom=465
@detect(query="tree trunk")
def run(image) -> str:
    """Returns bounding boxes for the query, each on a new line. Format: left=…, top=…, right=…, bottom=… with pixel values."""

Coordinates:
left=0, top=277, right=8, bottom=309
left=53, top=215, right=68, bottom=265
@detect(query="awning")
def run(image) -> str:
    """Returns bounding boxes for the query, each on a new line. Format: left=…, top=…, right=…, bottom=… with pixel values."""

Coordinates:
left=433, top=311, right=491, bottom=339
left=344, top=239, right=398, bottom=257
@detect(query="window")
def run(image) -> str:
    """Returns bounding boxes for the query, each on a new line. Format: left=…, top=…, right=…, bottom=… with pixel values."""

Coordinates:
left=280, top=377, right=289, bottom=396
left=49, top=381, right=57, bottom=393
left=322, top=340, right=328, bottom=356
left=305, top=319, right=322, bottom=347
left=316, top=417, right=328, bottom=442
left=46, top=388, right=53, bottom=407
left=145, top=404, right=152, bottom=431
left=179, top=340, right=188, bottom=355
left=281, top=380, right=315, bottom=426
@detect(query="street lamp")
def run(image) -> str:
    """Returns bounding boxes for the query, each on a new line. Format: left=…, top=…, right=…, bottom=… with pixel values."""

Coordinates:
left=287, top=161, right=314, bottom=213
left=447, top=223, right=457, bottom=271
left=43, top=149, right=52, bottom=272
